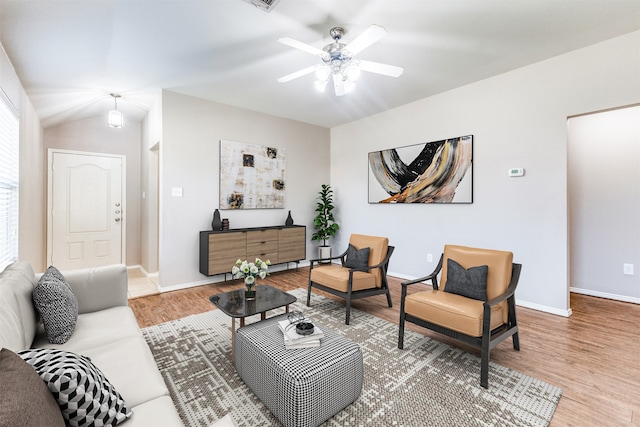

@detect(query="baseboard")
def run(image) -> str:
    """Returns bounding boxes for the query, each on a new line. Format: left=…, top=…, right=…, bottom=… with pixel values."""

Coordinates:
left=126, top=264, right=158, bottom=278
left=159, top=261, right=312, bottom=293
left=570, top=287, right=640, bottom=304
left=516, top=299, right=572, bottom=317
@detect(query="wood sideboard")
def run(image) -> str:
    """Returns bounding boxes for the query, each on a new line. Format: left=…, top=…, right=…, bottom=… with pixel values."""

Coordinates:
left=199, top=225, right=306, bottom=276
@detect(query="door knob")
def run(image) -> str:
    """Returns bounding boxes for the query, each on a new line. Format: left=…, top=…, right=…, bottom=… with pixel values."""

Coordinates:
left=115, top=218, right=121, bottom=222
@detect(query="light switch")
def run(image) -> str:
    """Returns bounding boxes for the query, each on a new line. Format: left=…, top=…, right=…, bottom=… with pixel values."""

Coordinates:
left=172, top=187, right=183, bottom=197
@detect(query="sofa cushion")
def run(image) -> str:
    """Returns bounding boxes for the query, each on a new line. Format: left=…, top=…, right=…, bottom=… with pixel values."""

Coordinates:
left=18, top=348, right=132, bottom=427
left=0, top=287, right=26, bottom=352
left=32, top=266, right=78, bottom=344
left=444, top=258, right=488, bottom=301
left=0, top=262, right=38, bottom=350
left=32, top=306, right=142, bottom=353
left=344, top=244, right=370, bottom=271
left=79, top=336, right=170, bottom=408
left=0, top=348, right=65, bottom=427
left=122, top=396, right=185, bottom=427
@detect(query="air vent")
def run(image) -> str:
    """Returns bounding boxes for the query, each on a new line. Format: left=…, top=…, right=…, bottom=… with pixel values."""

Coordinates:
left=242, top=0, right=281, bottom=12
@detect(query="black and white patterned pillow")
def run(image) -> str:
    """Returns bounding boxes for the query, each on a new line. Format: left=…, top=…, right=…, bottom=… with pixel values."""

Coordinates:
left=33, top=265, right=79, bottom=344
left=18, top=348, right=132, bottom=427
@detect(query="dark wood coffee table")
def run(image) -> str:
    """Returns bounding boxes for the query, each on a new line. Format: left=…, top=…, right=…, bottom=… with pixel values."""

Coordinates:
left=209, top=285, right=297, bottom=358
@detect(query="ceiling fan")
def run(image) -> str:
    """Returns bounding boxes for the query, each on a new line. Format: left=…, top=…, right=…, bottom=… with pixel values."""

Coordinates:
left=277, top=25, right=404, bottom=96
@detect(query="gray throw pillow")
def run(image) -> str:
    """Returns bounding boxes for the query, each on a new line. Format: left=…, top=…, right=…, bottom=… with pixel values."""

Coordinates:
left=32, top=265, right=78, bottom=344
left=344, top=244, right=370, bottom=271
left=444, top=258, right=489, bottom=301
left=0, top=348, right=65, bottom=427
left=18, top=348, right=132, bottom=427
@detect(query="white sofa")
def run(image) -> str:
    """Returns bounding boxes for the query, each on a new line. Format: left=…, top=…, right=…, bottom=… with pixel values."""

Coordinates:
left=0, top=262, right=184, bottom=426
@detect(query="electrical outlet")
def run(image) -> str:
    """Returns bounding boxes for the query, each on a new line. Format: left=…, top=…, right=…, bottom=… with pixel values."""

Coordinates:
left=427, top=253, right=433, bottom=263
left=623, top=264, right=634, bottom=275
left=171, top=187, right=183, bottom=197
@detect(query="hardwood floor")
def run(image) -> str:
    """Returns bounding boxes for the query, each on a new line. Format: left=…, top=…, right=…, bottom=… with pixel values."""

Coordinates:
left=128, top=268, right=640, bottom=426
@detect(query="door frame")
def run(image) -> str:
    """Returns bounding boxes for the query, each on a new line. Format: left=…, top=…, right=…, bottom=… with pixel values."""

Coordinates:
left=46, top=148, right=127, bottom=267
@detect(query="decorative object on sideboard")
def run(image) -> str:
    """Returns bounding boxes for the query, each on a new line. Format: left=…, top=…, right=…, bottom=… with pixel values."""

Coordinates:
left=312, top=184, right=339, bottom=261
left=222, top=218, right=229, bottom=230
left=211, top=209, right=223, bottom=231
left=285, top=210, right=294, bottom=226
left=231, top=258, right=271, bottom=300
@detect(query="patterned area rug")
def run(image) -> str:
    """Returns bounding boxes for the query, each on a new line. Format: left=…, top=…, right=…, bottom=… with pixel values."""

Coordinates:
left=141, top=289, right=562, bottom=427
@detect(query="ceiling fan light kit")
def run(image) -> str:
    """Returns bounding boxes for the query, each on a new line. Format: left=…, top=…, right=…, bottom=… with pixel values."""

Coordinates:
left=108, top=93, right=123, bottom=128
left=278, top=25, right=403, bottom=96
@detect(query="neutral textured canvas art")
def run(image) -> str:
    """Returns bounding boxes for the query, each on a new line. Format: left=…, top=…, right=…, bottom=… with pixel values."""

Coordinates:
left=219, top=140, right=286, bottom=209
left=368, top=135, right=473, bottom=203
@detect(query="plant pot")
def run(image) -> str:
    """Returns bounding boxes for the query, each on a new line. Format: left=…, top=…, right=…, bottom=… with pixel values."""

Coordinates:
left=318, top=246, right=332, bottom=263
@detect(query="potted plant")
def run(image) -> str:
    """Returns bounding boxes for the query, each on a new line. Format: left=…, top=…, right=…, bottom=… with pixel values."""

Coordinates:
left=311, top=184, right=339, bottom=260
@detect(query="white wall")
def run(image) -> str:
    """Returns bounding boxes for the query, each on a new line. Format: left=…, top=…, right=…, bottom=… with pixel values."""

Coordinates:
left=44, top=116, right=143, bottom=266
left=1, top=43, right=45, bottom=271
left=568, top=106, right=640, bottom=303
left=159, top=90, right=330, bottom=289
left=140, top=93, right=162, bottom=274
left=331, top=31, right=640, bottom=316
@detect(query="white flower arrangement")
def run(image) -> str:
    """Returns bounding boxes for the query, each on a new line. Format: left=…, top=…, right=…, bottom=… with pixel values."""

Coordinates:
left=232, top=258, right=270, bottom=290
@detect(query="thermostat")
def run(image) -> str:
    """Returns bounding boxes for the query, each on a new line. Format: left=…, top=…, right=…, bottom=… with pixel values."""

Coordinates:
left=508, top=168, right=525, bottom=177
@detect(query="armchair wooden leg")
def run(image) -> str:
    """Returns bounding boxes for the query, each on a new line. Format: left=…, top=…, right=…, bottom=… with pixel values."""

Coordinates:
left=481, top=304, right=491, bottom=389
left=345, top=300, right=351, bottom=325
left=513, top=331, right=520, bottom=351
left=385, top=289, right=392, bottom=308
left=398, top=285, right=407, bottom=349
left=480, top=349, right=490, bottom=389
left=306, top=281, right=312, bottom=307
left=398, top=312, right=405, bottom=349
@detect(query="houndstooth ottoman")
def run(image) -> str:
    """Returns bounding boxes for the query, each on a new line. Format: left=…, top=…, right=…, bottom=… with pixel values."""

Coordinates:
left=234, top=314, right=363, bottom=427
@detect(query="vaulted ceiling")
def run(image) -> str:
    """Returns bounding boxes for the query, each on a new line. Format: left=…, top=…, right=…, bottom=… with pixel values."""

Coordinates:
left=1, top=0, right=639, bottom=128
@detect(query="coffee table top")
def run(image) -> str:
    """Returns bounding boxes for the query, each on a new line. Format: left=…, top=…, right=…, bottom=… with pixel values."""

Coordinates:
left=209, top=285, right=297, bottom=318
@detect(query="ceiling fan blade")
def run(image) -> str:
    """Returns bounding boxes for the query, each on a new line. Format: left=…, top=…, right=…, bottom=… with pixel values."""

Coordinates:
left=345, top=24, right=387, bottom=55
left=278, top=37, right=325, bottom=56
left=359, top=60, right=404, bottom=77
left=277, top=66, right=317, bottom=83
left=332, top=73, right=346, bottom=96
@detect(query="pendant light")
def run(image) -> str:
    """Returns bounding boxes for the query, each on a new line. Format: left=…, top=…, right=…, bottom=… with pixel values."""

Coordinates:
left=108, top=93, right=123, bottom=128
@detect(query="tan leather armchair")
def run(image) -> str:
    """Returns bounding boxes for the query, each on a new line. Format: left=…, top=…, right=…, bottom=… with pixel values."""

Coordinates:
left=307, top=234, right=394, bottom=325
left=398, top=244, right=522, bottom=388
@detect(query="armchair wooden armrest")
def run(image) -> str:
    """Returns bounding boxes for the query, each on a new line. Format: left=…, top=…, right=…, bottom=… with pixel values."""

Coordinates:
left=484, top=263, right=522, bottom=307
left=309, top=249, right=348, bottom=269
left=401, top=254, right=443, bottom=291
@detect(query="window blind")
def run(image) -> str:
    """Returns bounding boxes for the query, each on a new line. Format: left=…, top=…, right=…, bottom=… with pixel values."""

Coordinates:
left=0, top=89, right=19, bottom=271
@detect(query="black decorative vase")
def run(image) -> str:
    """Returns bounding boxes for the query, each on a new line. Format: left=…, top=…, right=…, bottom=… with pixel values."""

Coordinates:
left=285, top=210, right=294, bottom=226
left=211, top=209, right=222, bottom=231
left=245, top=288, right=256, bottom=300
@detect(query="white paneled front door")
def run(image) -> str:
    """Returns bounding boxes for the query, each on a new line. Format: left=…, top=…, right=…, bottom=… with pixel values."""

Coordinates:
left=48, top=150, right=125, bottom=270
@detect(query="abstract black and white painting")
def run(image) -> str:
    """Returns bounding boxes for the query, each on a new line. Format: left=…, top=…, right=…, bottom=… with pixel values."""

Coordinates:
left=368, top=135, right=473, bottom=204
left=219, top=140, right=286, bottom=209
